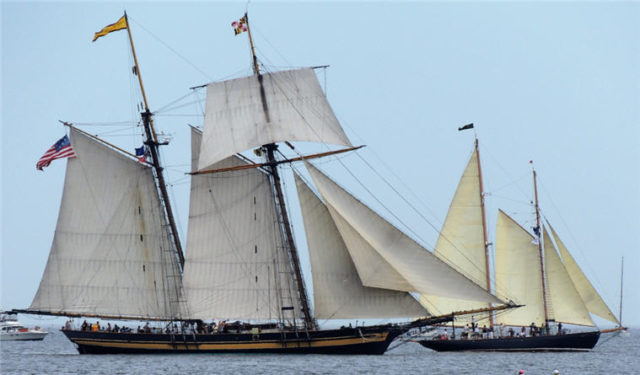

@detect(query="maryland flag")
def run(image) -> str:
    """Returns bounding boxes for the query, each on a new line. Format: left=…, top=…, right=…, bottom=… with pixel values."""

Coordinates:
left=93, top=15, right=128, bottom=42
left=232, top=15, right=248, bottom=36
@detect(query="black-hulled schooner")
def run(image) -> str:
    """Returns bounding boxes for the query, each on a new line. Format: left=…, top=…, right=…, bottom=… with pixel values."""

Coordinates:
left=418, top=137, right=625, bottom=352
left=18, top=13, right=505, bottom=354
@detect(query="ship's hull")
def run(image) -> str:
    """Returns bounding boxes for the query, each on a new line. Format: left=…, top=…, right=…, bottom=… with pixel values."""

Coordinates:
left=62, top=325, right=402, bottom=354
left=0, top=331, right=47, bottom=341
left=419, top=330, right=600, bottom=352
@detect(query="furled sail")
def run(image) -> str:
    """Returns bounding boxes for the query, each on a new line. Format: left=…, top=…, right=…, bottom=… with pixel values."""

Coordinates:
left=199, top=68, right=352, bottom=170
left=543, top=227, right=594, bottom=326
left=305, top=163, right=503, bottom=304
left=548, top=223, right=620, bottom=325
left=295, top=174, right=428, bottom=319
left=30, top=127, right=183, bottom=320
left=182, top=128, right=302, bottom=321
left=420, top=148, right=490, bottom=319
left=494, top=210, right=546, bottom=326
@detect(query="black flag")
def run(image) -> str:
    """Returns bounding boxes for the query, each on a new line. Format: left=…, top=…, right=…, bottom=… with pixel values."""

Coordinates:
left=458, top=123, right=474, bottom=131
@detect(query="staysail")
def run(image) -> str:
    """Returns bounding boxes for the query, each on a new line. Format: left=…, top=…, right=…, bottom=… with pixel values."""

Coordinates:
left=420, top=148, right=490, bottom=318
left=548, top=223, right=620, bottom=325
left=198, top=68, right=352, bottom=170
left=305, top=163, right=503, bottom=304
left=30, top=127, right=183, bottom=320
left=494, top=210, right=546, bottom=326
left=295, top=174, right=428, bottom=319
left=543, top=227, right=594, bottom=326
left=182, top=128, right=302, bottom=321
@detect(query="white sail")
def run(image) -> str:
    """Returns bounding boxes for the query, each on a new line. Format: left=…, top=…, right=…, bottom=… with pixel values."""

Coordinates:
left=548, top=223, right=620, bottom=325
left=30, top=127, right=183, bottom=320
left=325, top=205, right=415, bottom=292
left=306, top=163, right=503, bottom=304
left=494, top=210, right=546, bottom=326
left=420, top=148, right=490, bottom=319
left=295, top=174, right=428, bottom=319
left=543, top=227, right=594, bottom=326
left=199, top=68, right=352, bottom=170
left=182, top=128, right=302, bottom=321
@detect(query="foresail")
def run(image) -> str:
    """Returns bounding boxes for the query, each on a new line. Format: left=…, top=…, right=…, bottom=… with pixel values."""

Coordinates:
left=30, top=127, right=183, bottom=320
left=421, top=148, right=489, bottom=320
left=199, top=68, right=352, bottom=170
left=305, top=163, right=502, bottom=304
left=494, top=210, right=545, bottom=326
left=548, top=222, right=620, bottom=325
left=543, top=227, right=594, bottom=326
left=182, top=128, right=302, bottom=321
left=295, top=174, right=428, bottom=319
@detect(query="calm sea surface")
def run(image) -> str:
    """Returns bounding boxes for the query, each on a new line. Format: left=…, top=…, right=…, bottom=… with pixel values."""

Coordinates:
left=1, top=328, right=637, bottom=374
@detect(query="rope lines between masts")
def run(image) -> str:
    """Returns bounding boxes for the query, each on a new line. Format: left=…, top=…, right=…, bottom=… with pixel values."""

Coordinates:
left=126, top=15, right=214, bottom=82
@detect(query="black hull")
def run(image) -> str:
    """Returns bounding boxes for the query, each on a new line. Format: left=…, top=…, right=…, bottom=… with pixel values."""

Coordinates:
left=62, top=325, right=403, bottom=355
left=419, top=331, right=600, bottom=352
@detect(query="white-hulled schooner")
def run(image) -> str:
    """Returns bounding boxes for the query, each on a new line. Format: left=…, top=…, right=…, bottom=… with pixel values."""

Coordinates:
left=418, top=135, right=625, bottom=352
left=16, top=13, right=508, bottom=354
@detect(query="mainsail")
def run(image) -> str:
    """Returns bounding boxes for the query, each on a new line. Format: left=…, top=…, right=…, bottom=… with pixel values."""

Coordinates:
left=30, top=127, right=183, bottom=320
left=181, top=128, right=302, bottom=321
left=548, top=223, right=620, bottom=325
left=295, top=174, right=428, bottom=319
left=198, top=68, right=352, bottom=170
left=542, top=227, right=594, bottom=326
left=306, top=163, right=503, bottom=304
left=494, top=210, right=546, bottom=326
left=420, top=147, right=491, bottom=319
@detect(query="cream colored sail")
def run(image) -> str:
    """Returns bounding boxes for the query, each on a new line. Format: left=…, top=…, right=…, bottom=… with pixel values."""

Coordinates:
left=295, top=174, right=428, bottom=319
left=543, top=227, right=594, bottom=326
left=182, top=128, right=301, bottom=321
left=548, top=223, right=620, bottom=325
left=306, top=163, right=502, bottom=304
left=494, top=210, right=546, bottom=326
left=420, top=148, right=489, bottom=320
left=30, top=127, right=183, bottom=320
left=199, top=68, right=352, bottom=170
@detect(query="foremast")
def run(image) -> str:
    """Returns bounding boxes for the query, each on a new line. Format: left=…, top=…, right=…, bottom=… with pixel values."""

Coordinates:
left=244, top=13, right=316, bottom=330
left=123, top=12, right=185, bottom=269
left=474, top=137, right=494, bottom=327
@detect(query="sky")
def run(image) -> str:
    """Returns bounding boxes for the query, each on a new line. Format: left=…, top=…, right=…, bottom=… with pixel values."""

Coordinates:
left=2, top=2, right=638, bottom=328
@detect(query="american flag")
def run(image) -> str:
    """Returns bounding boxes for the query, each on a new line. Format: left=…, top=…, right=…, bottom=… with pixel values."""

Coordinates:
left=36, top=134, right=77, bottom=170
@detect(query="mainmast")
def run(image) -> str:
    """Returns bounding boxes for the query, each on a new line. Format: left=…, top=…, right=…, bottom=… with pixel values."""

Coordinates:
left=532, top=167, right=550, bottom=325
left=243, top=13, right=315, bottom=330
left=475, top=138, right=494, bottom=327
left=123, top=12, right=185, bottom=269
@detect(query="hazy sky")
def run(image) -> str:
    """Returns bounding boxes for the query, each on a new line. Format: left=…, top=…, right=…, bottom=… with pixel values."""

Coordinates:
left=2, top=1, right=638, bottom=328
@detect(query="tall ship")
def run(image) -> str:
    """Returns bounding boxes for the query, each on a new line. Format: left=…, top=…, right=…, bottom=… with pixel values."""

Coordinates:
left=15, top=13, right=506, bottom=354
left=418, top=135, right=625, bottom=352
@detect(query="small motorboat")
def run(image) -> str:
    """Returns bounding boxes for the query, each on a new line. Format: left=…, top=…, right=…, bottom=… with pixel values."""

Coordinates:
left=0, top=313, right=47, bottom=341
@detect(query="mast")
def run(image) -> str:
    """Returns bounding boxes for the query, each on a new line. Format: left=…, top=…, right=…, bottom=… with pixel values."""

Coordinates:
left=619, top=256, right=624, bottom=326
left=123, top=12, right=185, bottom=269
left=244, top=13, right=315, bottom=330
left=475, top=138, right=494, bottom=327
left=532, top=167, right=550, bottom=326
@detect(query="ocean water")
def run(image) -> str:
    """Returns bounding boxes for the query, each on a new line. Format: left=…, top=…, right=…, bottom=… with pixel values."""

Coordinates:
left=1, top=329, right=637, bottom=374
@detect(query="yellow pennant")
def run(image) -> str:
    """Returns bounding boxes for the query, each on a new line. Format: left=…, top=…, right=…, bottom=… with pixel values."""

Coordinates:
left=93, top=15, right=128, bottom=42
